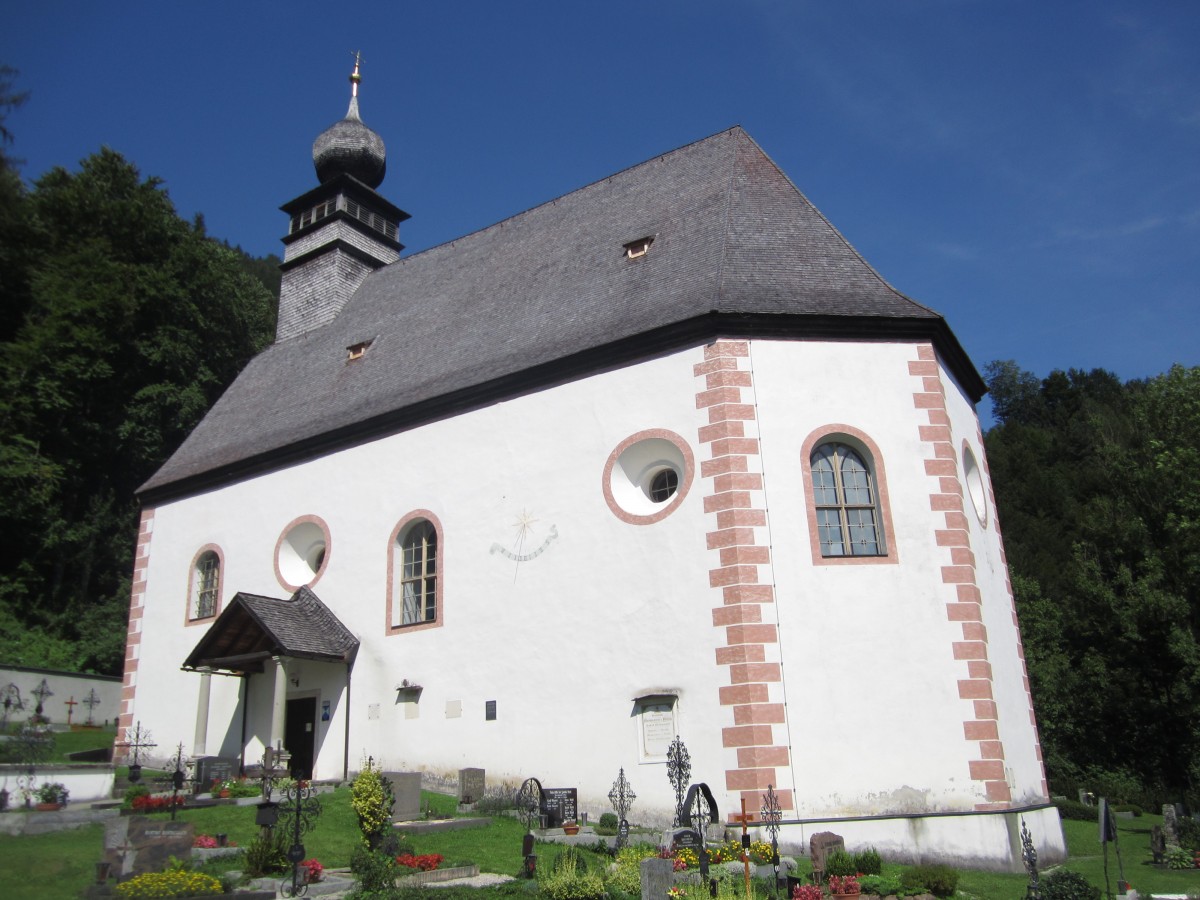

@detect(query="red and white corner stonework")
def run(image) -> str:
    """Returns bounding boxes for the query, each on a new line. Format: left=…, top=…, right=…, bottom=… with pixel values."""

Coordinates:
left=117, top=506, right=154, bottom=760
left=908, top=344, right=1027, bottom=810
left=694, top=340, right=793, bottom=818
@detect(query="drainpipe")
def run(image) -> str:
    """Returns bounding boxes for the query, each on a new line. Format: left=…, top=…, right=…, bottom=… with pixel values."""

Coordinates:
left=238, top=675, right=248, bottom=775
left=343, top=661, right=353, bottom=782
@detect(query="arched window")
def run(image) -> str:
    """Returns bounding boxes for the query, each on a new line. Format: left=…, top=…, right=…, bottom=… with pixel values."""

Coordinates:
left=191, top=549, right=221, bottom=620
left=396, top=519, right=437, bottom=627
left=810, top=442, right=883, bottom=557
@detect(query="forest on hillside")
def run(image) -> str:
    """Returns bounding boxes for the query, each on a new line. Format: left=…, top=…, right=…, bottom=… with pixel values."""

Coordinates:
left=1, top=67, right=1197, bottom=809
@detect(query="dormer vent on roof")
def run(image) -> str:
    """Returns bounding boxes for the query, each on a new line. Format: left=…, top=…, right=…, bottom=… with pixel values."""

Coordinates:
left=623, top=236, right=654, bottom=259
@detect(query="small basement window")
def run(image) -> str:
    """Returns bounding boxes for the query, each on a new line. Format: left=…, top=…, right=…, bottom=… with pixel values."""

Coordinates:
left=623, top=236, right=654, bottom=259
left=347, top=340, right=373, bottom=362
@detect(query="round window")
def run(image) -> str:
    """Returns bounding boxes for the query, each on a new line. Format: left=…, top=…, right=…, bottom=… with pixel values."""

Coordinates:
left=603, top=430, right=694, bottom=525
left=276, top=517, right=331, bottom=590
left=962, top=444, right=988, bottom=526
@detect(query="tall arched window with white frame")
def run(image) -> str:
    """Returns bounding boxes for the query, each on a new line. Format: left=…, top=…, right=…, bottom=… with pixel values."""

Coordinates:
left=397, top=520, right=437, bottom=626
left=810, top=442, right=884, bottom=557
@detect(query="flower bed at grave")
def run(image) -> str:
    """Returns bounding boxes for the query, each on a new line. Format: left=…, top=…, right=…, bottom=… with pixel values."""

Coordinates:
left=131, top=794, right=186, bottom=812
left=396, top=852, right=443, bottom=871
left=113, top=869, right=223, bottom=898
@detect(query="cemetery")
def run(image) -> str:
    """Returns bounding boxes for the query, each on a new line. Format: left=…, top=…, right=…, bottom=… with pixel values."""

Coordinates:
left=1, top=724, right=1199, bottom=900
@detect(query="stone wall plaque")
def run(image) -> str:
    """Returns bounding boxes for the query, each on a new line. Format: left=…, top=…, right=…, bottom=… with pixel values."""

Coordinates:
left=104, top=816, right=194, bottom=878
left=809, top=831, right=845, bottom=875
left=672, top=828, right=703, bottom=851
left=542, top=787, right=578, bottom=826
left=385, top=771, right=422, bottom=822
left=459, top=767, right=485, bottom=804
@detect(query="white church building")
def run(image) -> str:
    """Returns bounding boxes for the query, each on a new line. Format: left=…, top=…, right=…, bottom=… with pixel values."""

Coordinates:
left=118, top=64, right=1064, bottom=869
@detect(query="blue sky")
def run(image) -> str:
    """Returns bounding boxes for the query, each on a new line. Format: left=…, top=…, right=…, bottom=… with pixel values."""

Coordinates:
left=3, top=1, right=1197, bottom=407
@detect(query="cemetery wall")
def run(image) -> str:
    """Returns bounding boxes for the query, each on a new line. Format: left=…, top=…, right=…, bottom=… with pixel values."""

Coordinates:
left=0, top=664, right=121, bottom=726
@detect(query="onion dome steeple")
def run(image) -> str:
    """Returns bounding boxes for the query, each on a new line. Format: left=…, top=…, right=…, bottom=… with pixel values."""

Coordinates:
left=312, top=53, right=386, bottom=188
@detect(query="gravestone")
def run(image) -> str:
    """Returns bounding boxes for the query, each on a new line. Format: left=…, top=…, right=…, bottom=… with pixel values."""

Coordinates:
left=459, top=767, right=485, bottom=804
left=1162, top=805, right=1181, bottom=850
left=1151, top=825, right=1166, bottom=864
left=542, top=787, right=578, bottom=827
left=672, top=828, right=704, bottom=853
left=104, top=816, right=194, bottom=878
left=809, top=831, right=845, bottom=878
left=194, top=755, right=239, bottom=792
left=385, top=771, right=422, bottom=821
left=640, top=857, right=675, bottom=900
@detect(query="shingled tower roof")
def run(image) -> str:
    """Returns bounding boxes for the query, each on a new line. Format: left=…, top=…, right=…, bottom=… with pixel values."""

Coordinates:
left=142, top=126, right=982, bottom=501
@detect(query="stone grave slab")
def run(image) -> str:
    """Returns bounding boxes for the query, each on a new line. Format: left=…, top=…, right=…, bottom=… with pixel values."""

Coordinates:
left=640, top=857, right=675, bottom=900
left=104, top=815, right=194, bottom=878
left=459, top=767, right=485, bottom=804
left=385, top=771, right=422, bottom=821
left=809, top=831, right=845, bottom=876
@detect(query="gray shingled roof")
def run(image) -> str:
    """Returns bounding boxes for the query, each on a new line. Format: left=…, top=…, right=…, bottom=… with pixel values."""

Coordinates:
left=183, top=587, right=359, bottom=672
left=143, top=126, right=979, bottom=500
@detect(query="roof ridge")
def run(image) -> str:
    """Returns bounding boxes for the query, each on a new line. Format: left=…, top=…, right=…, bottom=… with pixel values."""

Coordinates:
left=736, top=131, right=943, bottom=318
left=394, top=126, right=748, bottom=266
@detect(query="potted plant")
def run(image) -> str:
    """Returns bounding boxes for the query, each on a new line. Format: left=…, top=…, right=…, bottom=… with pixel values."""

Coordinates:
left=562, top=820, right=580, bottom=835
left=828, top=874, right=861, bottom=898
left=34, top=782, right=68, bottom=811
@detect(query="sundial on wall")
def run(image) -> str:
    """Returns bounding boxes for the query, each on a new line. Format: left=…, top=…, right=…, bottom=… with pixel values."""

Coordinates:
left=490, top=508, right=558, bottom=580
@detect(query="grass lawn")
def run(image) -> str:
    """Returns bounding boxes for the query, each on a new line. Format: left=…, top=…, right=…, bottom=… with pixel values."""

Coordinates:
left=3, top=796, right=1200, bottom=900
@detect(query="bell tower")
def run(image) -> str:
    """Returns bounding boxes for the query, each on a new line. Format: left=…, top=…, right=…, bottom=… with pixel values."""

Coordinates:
left=276, top=54, right=409, bottom=341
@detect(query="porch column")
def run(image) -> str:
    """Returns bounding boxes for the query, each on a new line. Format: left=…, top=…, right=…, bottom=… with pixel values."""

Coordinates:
left=269, top=655, right=287, bottom=750
left=192, top=667, right=213, bottom=756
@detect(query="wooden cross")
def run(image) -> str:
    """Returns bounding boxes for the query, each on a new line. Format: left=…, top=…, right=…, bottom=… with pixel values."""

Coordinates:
left=730, top=798, right=756, bottom=900
left=64, top=696, right=78, bottom=725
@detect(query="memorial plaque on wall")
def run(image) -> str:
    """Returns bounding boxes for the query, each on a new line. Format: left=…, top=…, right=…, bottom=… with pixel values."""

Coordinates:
left=195, top=756, right=239, bottom=791
left=542, top=787, right=578, bottom=827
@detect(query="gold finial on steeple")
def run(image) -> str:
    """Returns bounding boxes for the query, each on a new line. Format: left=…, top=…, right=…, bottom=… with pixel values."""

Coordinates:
left=350, top=51, right=362, bottom=99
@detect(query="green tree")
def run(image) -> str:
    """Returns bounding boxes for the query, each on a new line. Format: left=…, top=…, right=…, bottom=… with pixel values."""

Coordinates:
left=0, top=148, right=275, bottom=673
left=986, top=361, right=1200, bottom=805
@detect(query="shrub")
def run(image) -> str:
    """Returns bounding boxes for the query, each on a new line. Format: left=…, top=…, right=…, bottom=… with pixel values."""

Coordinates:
left=1052, top=797, right=1099, bottom=822
left=351, top=845, right=400, bottom=894
left=113, top=870, right=223, bottom=898
left=828, top=875, right=860, bottom=895
left=858, top=874, right=903, bottom=896
left=1166, top=847, right=1194, bottom=869
left=472, top=781, right=519, bottom=814
left=244, top=829, right=290, bottom=877
left=792, top=884, right=822, bottom=900
left=539, top=846, right=604, bottom=900
left=824, top=849, right=857, bottom=877
left=1177, top=816, right=1200, bottom=850
left=853, top=847, right=882, bottom=875
left=122, top=784, right=150, bottom=809
left=302, top=858, right=325, bottom=884
left=599, top=812, right=618, bottom=829
left=607, top=844, right=656, bottom=893
left=131, top=794, right=185, bottom=812
left=899, top=864, right=959, bottom=899
left=1041, top=868, right=1101, bottom=900
left=351, top=760, right=396, bottom=850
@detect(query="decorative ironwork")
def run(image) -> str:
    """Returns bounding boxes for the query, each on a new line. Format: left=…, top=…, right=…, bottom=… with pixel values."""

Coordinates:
left=157, top=743, right=193, bottom=822
left=1021, top=818, right=1040, bottom=900
left=666, top=735, right=691, bottom=827
left=258, top=744, right=290, bottom=802
left=81, top=689, right=101, bottom=726
left=761, top=784, right=784, bottom=885
left=277, top=780, right=322, bottom=898
left=115, top=721, right=157, bottom=783
left=607, top=767, right=637, bottom=849
left=31, top=678, right=53, bottom=719
left=0, top=683, right=24, bottom=729
left=516, top=777, right=545, bottom=833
